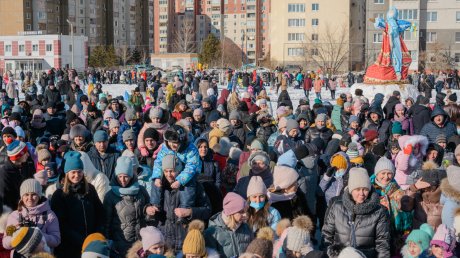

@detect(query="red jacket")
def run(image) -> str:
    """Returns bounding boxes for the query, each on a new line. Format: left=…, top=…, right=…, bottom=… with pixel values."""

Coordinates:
left=303, top=77, right=313, bottom=90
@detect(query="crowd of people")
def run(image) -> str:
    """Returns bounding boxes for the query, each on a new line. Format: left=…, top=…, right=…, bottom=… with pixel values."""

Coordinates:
left=0, top=66, right=459, bottom=258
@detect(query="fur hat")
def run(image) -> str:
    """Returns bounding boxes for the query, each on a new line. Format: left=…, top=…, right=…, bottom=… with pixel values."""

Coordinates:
left=69, top=124, right=89, bottom=140
left=285, top=216, right=314, bottom=255
left=248, top=151, right=270, bottom=167
left=228, top=146, right=242, bottom=160
left=212, top=137, right=232, bottom=156
left=246, top=227, right=274, bottom=258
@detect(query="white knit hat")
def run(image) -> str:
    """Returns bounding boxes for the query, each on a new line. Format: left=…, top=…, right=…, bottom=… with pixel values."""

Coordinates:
left=348, top=167, right=371, bottom=193
left=246, top=176, right=267, bottom=198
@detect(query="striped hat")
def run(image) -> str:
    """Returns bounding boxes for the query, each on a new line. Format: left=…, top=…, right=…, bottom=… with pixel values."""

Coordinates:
left=346, top=142, right=359, bottom=159
left=7, top=140, right=28, bottom=161
left=11, top=227, right=43, bottom=256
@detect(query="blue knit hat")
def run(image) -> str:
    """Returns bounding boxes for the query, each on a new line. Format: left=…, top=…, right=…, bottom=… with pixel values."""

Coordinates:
left=406, top=223, right=434, bottom=252
left=391, top=121, right=403, bottom=135
left=81, top=240, right=110, bottom=258
left=115, top=156, right=133, bottom=177
left=64, top=151, right=84, bottom=173
left=93, top=130, right=108, bottom=142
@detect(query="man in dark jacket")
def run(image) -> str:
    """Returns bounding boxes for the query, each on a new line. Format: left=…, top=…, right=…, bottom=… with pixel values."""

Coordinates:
left=43, top=81, right=61, bottom=105
left=363, top=107, right=391, bottom=143
left=67, top=82, right=84, bottom=107
left=420, top=105, right=458, bottom=143
left=305, top=113, right=333, bottom=143
left=43, top=102, right=66, bottom=136
left=137, top=77, right=147, bottom=93
left=88, top=130, right=121, bottom=180
left=408, top=96, right=431, bottom=134
left=383, top=91, right=401, bottom=119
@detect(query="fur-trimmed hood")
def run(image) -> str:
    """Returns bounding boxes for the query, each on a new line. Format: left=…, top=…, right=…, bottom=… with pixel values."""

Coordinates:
left=398, top=135, right=429, bottom=156
left=441, top=178, right=460, bottom=202
left=127, top=240, right=143, bottom=258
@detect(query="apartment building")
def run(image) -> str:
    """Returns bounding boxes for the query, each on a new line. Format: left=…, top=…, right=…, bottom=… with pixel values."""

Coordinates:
left=270, top=0, right=366, bottom=73
left=366, top=0, right=460, bottom=71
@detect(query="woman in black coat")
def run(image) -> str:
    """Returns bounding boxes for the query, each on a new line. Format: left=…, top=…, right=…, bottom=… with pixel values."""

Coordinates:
left=50, top=151, right=105, bottom=258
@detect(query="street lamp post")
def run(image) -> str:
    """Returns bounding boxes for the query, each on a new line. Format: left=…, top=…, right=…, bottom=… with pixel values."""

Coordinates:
left=66, top=19, right=74, bottom=69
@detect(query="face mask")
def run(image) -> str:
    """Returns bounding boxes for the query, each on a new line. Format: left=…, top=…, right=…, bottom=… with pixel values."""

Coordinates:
left=334, top=169, right=346, bottom=178
left=5, top=137, right=14, bottom=145
left=250, top=201, right=265, bottom=210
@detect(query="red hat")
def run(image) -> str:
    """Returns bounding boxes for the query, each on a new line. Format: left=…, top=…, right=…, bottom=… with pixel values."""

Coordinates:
left=364, top=129, right=378, bottom=142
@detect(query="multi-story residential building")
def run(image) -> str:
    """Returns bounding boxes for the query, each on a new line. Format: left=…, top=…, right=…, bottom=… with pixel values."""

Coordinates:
left=270, top=0, right=366, bottom=73
left=366, top=0, right=460, bottom=71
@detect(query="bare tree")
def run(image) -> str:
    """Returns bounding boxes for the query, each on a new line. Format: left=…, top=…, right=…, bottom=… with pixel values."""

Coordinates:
left=419, top=42, right=455, bottom=73
left=221, top=38, right=243, bottom=69
left=302, top=23, right=349, bottom=75
left=118, top=45, right=131, bottom=67
left=173, top=18, right=196, bottom=53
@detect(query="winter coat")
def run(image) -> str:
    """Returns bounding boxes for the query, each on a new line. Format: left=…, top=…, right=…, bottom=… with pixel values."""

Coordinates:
left=319, top=152, right=350, bottom=204
left=3, top=199, right=60, bottom=249
left=420, top=106, right=457, bottom=143
left=304, top=125, right=333, bottom=143
left=331, top=105, right=342, bottom=131
left=270, top=191, right=310, bottom=221
left=6, top=81, right=17, bottom=99
left=0, top=157, right=34, bottom=210
left=273, top=133, right=304, bottom=157
left=44, top=113, right=66, bottom=136
left=303, top=77, right=313, bottom=90
left=407, top=185, right=443, bottom=230
left=408, top=104, right=431, bottom=135
left=117, top=121, right=142, bottom=151
left=87, top=146, right=121, bottom=181
left=199, top=80, right=211, bottom=98
left=363, top=108, right=391, bottom=143
left=444, top=103, right=460, bottom=123
left=394, top=135, right=428, bottom=190
left=204, top=212, right=254, bottom=258
left=152, top=182, right=212, bottom=251
left=322, top=190, right=391, bottom=258
left=50, top=182, right=105, bottom=258
left=314, top=79, right=323, bottom=93
left=440, top=177, right=460, bottom=228
left=383, top=96, right=400, bottom=119
left=103, top=177, right=151, bottom=257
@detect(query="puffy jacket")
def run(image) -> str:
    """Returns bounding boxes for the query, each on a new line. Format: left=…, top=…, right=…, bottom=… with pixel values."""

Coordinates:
left=43, top=88, right=60, bottom=104
left=274, top=133, right=304, bottom=157
left=331, top=105, right=342, bottom=131
left=420, top=106, right=457, bottom=143
left=87, top=146, right=121, bottom=181
left=394, top=135, right=428, bottom=190
left=383, top=96, right=400, bottom=119
left=440, top=176, right=460, bottom=228
left=204, top=212, right=254, bottom=258
left=408, top=104, right=431, bottom=134
left=304, top=125, right=333, bottom=143
left=363, top=107, right=391, bottom=143
left=103, top=177, right=151, bottom=257
left=322, top=190, right=391, bottom=258
left=0, top=157, right=33, bottom=210
left=3, top=199, right=60, bottom=249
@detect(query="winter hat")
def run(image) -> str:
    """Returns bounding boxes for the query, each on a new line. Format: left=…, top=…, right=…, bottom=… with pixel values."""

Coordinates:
left=217, top=118, right=232, bottom=134
left=337, top=247, right=366, bottom=258
left=446, top=165, right=460, bottom=192
left=14, top=126, right=25, bottom=139
left=125, top=109, right=136, bottom=121
left=149, top=107, right=163, bottom=119
left=336, top=98, right=344, bottom=107
left=247, top=176, right=268, bottom=198
left=69, top=124, right=89, bottom=139
left=293, top=144, right=310, bottom=160
left=140, top=226, right=165, bottom=251
left=223, top=192, right=247, bottom=216
left=63, top=151, right=84, bottom=173
left=430, top=224, right=456, bottom=257
left=2, top=126, right=17, bottom=138
left=248, top=151, right=270, bottom=167
left=330, top=154, right=347, bottom=170
left=406, top=223, right=435, bottom=252
left=93, top=130, right=108, bottom=142
left=347, top=142, right=359, bottom=159
left=271, top=165, right=299, bottom=191
left=144, top=128, right=160, bottom=141
left=115, top=156, right=133, bottom=177
left=449, top=93, right=457, bottom=102
left=213, top=137, right=232, bottom=156
left=37, top=149, right=51, bottom=162
left=44, top=162, right=58, bottom=183
left=229, top=146, right=242, bottom=160
left=348, top=167, right=371, bottom=193
left=193, top=108, right=203, bottom=117
left=339, top=135, right=352, bottom=147
left=162, top=154, right=184, bottom=172
left=250, top=139, right=265, bottom=151
left=278, top=117, right=288, bottom=129
left=276, top=106, right=289, bottom=118
left=109, top=119, right=120, bottom=130
left=11, top=227, right=43, bottom=256
left=286, top=119, right=299, bottom=134
left=436, top=134, right=447, bottom=144
left=374, top=156, right=395, bottom=176
left=81, top=240, right=110, bottom=258
left=229, top=110, right=241, bottom=120
left=364, top=129, right=378, bottom=141
left=103, top=109, right=115, bottom=120
left=182, top=220, right=206, bottom=257
left=122, top=129, right=135, bottom=142
left=315, top=113, right=327, bottom=123
left=246, top=227, right=274, bottom=258
left=349, top=115, right=359, bottom=124
left=285, top=216, right=314, bottom=255
left=82, top=233, right=106, bottom=253
left=20, top=179, right=42, bottom=198
left=391, top=121, right=403, bottom=135
left=7, top=140, right=28, bottom=161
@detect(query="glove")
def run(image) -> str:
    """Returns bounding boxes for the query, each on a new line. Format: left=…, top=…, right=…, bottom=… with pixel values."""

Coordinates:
left=403, top=144, right=413, bottom=155
left=325, top=167, right=336, bottom=177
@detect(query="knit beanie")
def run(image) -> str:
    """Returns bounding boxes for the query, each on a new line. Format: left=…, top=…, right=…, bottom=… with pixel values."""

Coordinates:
left=349, top=115, right=359, bottom=124
left=246, top=228, right=274, bottom=258
left=374, top=156, right=395, bottom=176
left=144, top=127, right=160, bottom=141
left=14, top=126, right=25, bottom=139
left=229, top=110, right=241, bottom=121
left=285, top=216, right=314, bottom=255
left=82, top=240, right=110, bottom=258
left=247, top=176, right=268, bottom=198
left=63, top=151, right=84, bottom=173
left=2, top=126, right=17, bottom=138
left=7, top=140, right=28, bottom=161
left=20, top=179, right=42, bottom=198
left=286, top=119, right=299, bottom=134
left=109, top=119, right=120, bottom=130
left=348, top=167, right=371, bottom=193
left=406, top=223, right=435, bottom=252
left=223, top=192, right=247, bottom=216
left=140, top=226, right=165, bottom=251
left=115, top=156, right=134, bottom=177
left=217, top=118, right=232, bottom=134
left=162, top=154, right=184, bottom=172
left=250, top=139, right=265, bottom=151
left=125, top=109, right=136, bottom=121
left=93, top=130, right=109, bottom=142
left=69, top=124, right=89, bottom=139
left=248, top=151, right=270, bottom=167
left=11, top=227, right=43, bottom=256
left=278, top=117, right=288, bottom=130
left=293, top=145, right=309, bottom=160
left=149, top=107, right=163, bottom=119
left=103, top=109, right=115, bottom=120
left=122, top=129, right=135, bottom=142
left=430, top=224, right=456, bottom=257
left=182, top=220, right=206, bottom=257
left=82, top=233, right=106, bottom=253
left=446, top=165, right=460, bottom=192
left=364, top=129, right=378, bottom=141
left=315, top=113, right=327, bottom=123
left=436, top=134, right=447, bottom=144
left=271, top=165, right=299, bottom=191
left=347, top=142, right=359, bottom=159
left=330, top=154, right=347, bottom=170
left=37, top=149, right=51, bottom=163
left=391, top=121, right=403, bottom=135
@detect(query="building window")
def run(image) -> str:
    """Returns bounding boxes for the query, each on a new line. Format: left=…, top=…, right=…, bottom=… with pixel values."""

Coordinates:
left=397, top=9, right=418, bottom=20
left=46, top=44, right=52, bottom=52
left=374, top=0, right=384, bottom=4
left=25, top=13, right=31, bottom=19
left=373, top=33, right=383, bottom=43
left=427, top=11, right=437, bottom=22
left=32, top=44, right=38, bottom=52
left=374, top=13, right=384, bottom=19
left=312, top=19, right=319, bottom=26
left=456, top=11, right=460, bottom=22
left=455, top=53, right=460, bottom=63
left=288, top=4, right=305, bottom=13
left=410, top=50, right=418, bottom=61
left=19, top=45, right=25, bottom=53
left=25, top=1, right=30, bottom=7
left=5, top=45, right=12, bottom=53
left=288, top=19, right=305, bottom=27
left=312, top=3, right=319, bottom=11
left=69, top=45, right=72, bottom=52
left=287, top=48, right=304, bottom=56
left=402, top=31, right=414, bottom=41
left=311, top=48, right=319, bottom=56
left=427, top=32, right=437, bottom=43
left=288, top=33, right=305, bottom=41
left=26, top=24, right=32, bottom=30
left=38, top=12, right=46, bottom=19
left=312, top=34, right=318, bottom=41
left=456, top=32, right=460, bottom=42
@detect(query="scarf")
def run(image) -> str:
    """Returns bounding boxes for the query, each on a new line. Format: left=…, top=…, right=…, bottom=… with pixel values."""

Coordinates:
left=393, top=114, right=405, bottom=123
left=111, top=181, right=140, bottom=197
left=267, top=191, right=296, bottom=204
left=31, top=119, right=46, bottom=129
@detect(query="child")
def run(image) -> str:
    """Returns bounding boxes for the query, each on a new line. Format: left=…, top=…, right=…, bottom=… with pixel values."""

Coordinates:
left=117, top=109, right=141, bottom=151
left=36, top=149, right=51, bottom=171
left=401, top=223, right=434, bottom=258
left=429, top=224, right=456, bottom=258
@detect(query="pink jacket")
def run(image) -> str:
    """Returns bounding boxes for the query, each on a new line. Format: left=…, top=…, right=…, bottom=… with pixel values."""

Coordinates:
left=394, top=135, right=428, bottom=190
